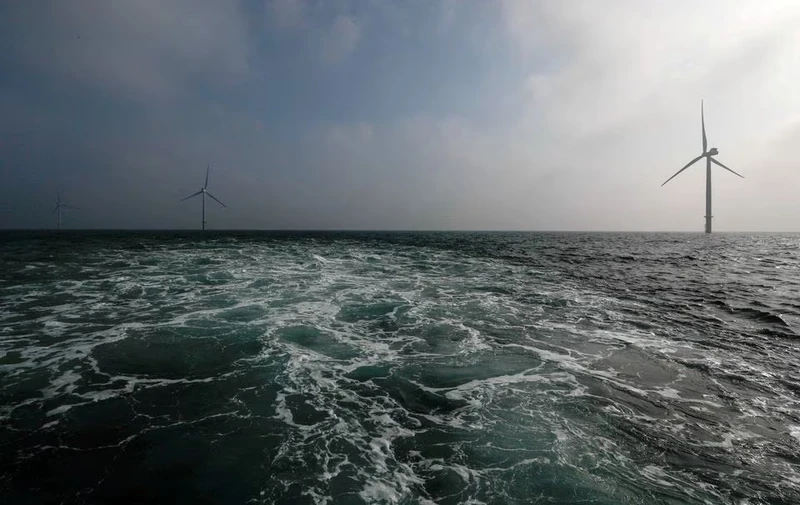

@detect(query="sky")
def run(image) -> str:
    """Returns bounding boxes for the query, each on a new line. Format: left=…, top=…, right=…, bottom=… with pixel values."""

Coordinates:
left=0, top=0, right=798, bottom=231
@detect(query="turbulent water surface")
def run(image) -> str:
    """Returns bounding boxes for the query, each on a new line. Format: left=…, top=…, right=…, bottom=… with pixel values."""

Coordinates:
left=1, top=231, right=799, bottom=504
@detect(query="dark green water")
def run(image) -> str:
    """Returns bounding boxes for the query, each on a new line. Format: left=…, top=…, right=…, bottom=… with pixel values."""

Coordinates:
left=1, top=231, right=799, bottom=504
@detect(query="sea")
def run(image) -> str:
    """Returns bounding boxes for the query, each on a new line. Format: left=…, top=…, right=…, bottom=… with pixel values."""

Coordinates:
left=1, top=231, right=799, bottom=505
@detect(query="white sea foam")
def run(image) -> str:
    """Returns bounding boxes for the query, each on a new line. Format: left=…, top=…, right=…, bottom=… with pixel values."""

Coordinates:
left=3, top=233, right=800, bottom=503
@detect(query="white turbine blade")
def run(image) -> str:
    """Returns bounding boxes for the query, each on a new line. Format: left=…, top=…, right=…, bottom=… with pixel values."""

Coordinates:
left=62, top=204, right=80, bottom=210
left=701, top=100, right=707, bottom=153
left=53, top=203, right=59, bottom=213
left=205, top=164, right=210, bottom=189
left=661, top=154, right=704, bottom=186
left=182, top=190, right=203, bottom=201
left=710, top=158, right=744, bottom=178
left=205, top=192, right=226, bottom=208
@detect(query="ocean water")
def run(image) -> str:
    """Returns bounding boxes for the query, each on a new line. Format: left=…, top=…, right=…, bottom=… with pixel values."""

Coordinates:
left=1, top=231, right=799, bottom=505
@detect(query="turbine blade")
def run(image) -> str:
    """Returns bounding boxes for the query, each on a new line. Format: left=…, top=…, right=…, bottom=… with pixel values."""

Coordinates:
left=205, top=164, right=210, bottom=189
left=661, top=154, right=704, bottom=187
left=710, top=158, right=744, bottom=178
left=181, top=190, right=203, bottom=201
left=701, top=100, right=707, bottom=153
left=61, top=204, right=80, bottom=210
left=205, top=192, right=226, bottom=208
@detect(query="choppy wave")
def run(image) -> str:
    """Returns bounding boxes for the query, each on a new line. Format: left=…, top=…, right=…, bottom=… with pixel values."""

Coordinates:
left=1, top=231, right=799, bottom=504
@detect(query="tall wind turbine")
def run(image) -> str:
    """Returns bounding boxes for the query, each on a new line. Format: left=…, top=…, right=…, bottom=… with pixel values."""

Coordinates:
left=661, top=100, right=744, bottom=233
left=181, top=164, right=226, bottom=230
left=53, top=191, right=79, bottom=229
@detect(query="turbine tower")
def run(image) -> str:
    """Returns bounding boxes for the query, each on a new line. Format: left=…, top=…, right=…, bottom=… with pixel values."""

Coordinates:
left=661, top=100, right=744, bottom=233
left=53, top=191, right=79, bottom=229
left=181, top=164, right=226, bottom=230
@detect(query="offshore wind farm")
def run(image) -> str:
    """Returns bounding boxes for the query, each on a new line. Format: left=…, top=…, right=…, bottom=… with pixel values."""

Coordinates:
left=2, top=2, right=800, bottom=505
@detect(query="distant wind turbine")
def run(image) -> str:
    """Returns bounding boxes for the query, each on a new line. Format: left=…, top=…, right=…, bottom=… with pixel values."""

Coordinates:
left=53, top=191, right=79, bottom=229
left=181, top=164, right=226, bottom=230
left=661, top=100, right=744, bottom=234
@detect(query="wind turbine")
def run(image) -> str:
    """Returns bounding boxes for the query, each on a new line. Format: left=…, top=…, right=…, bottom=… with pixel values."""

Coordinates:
left=53, top=191, right=79, bottom=229
left=661, top=100, right=744, bottom=233
left=181, top=164, right=226, bottom=230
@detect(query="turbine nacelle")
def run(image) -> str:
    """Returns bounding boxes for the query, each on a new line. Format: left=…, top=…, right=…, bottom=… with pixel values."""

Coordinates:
left=707, top=147, right=719, bottom=156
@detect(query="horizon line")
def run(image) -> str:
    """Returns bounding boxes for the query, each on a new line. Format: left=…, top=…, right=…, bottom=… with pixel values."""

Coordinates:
left=1, top=228, right=799, bottom=234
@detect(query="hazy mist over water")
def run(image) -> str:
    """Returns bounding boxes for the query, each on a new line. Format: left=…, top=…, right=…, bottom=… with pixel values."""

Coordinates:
left=2, top=231, right=799, bottom=504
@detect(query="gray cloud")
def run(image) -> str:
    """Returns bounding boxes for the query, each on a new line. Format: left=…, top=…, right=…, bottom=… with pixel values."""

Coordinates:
left=3, top=0, right=250, bottom=100
left=321, top=15, right=361, bottom=64
left=2, top=0, right=799, bottom=231
left=269, top=0, right=308, bottom=31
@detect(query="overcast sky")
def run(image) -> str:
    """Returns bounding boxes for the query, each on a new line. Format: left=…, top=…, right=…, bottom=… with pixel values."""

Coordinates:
left=1, top=0, right=798, bottom=231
